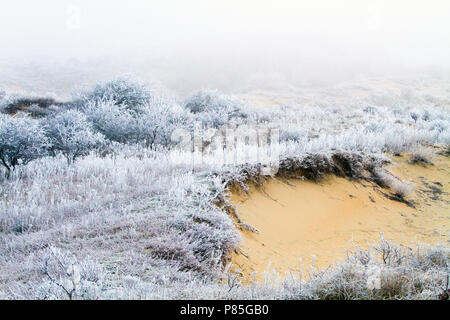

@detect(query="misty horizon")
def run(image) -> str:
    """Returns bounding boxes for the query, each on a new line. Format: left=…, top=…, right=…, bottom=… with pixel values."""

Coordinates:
left=1, top=0, right=450, bottom=95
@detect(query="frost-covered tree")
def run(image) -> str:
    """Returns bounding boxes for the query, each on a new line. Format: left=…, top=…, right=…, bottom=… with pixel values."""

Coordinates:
left=44, top=110, right=105, bottom=164
left=0, top=114, right=48, bottom=175
left=80, top=76, right=152, bottom=113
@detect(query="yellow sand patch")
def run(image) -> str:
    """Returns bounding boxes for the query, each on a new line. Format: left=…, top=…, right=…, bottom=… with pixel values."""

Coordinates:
left=229, top=151, right=449, bottom=281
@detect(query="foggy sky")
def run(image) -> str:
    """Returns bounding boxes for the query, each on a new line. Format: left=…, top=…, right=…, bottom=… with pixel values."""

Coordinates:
left=1, top=0, right=450, bottom=94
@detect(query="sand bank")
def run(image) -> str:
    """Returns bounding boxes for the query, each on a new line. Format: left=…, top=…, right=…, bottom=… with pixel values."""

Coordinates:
left=230, top=151, right=449, bottom=281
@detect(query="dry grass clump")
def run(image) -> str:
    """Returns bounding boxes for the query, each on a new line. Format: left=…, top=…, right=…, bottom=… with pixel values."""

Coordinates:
left=410, top=146, right=435, bottom=166
left=373, top=168, right=415, bottom=199
left=390, top=180, right=416, bottom=198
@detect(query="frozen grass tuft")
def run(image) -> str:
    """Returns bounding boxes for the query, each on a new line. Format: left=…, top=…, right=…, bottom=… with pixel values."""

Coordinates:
left=391, top=180, right=416, bottom=198
left=373, top=169, right=415, bottom=199
left=410, top=146, right=435, bottom=166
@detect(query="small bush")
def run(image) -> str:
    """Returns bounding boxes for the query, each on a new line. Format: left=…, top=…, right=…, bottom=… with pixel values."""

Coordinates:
left=391, top=180, right=415, bottom=198
left=280, top=129, right=306, bottom=143
left=82, top=99, right=137, bottom=144
left=364, top=121, right=385, bottom=133
left=410, top=112, right=419, bottom=122
left=40, top=246, right=104, bottom=300
left=80, top=76, right=152, bottom=113
left=184, top=89, right=247, bottom=127
left=82, top=98, right=190, bottom=147
left=410, top=146, right=434, bottom=166
left=363, top=106, right=378, bottom=115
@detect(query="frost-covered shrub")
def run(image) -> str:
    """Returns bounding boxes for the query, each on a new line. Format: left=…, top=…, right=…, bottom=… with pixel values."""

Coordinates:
left=364, top=121, right=385, bottom=133
left=81, top=99, right=138, bottom=144
left=185, top=89, right=223, bottom=113
left=280, top=130, right=305, bottom=142
left=40, top=246, right=104, bottom=300
left=422, top=110, right=431, bottom=121
left=44, top=110, right=105, bottom=164
left=80, top=76, right=152, bottom=113
left=363, top=106, right=378, bottom=115
left=0, top=114, right=48, bottom=174
left=82, top=98, right=190, bottom=147
left=184, top=89, right=247, bottom=127
left=410, top=112, right=420, bottom=122
left=136, top=101, right=193, bottom=147
left=428, top=119, right=447, bottom=133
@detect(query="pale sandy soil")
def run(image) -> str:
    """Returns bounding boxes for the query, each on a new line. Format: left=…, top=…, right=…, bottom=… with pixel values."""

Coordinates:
left=230, top=150, right=449, bottom=281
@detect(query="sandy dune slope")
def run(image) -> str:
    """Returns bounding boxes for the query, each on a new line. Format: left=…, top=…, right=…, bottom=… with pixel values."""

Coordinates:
left=230, top=150, right=449, bottom=281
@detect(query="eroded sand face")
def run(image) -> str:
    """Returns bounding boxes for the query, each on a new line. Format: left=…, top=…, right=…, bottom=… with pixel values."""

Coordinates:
left=230, top=151, right=449, bottom=281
